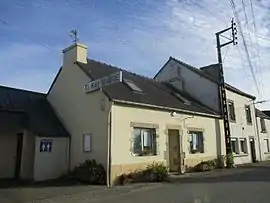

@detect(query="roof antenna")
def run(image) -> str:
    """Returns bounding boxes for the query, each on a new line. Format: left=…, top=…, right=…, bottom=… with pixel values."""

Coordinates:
left=70, top=29, right=79, bottom=43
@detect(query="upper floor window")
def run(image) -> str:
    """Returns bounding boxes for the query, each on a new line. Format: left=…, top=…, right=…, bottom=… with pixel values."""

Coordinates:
left=189, top=131, right=204, bottom=154
left=245, top=105, right=252, bottom=124
left=132, top=127, right=157, bottom=156
left=260, top=118, right=267, bottom=132
left=231, top=138, right=239, bottom=154
left=228, top=100, right=236, bottom=122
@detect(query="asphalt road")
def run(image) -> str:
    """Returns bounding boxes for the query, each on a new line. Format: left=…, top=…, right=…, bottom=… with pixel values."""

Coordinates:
left=93, top=163, right=270, bottom=203
left=1, top=163, right=270, bottom=203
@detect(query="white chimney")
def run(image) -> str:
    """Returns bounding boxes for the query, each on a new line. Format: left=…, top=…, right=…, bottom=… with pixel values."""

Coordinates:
left=62, top=43, right=87, bottom=64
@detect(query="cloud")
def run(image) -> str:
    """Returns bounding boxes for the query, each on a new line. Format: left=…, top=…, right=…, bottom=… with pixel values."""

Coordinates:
left=0, top=0, right=270, bottom=108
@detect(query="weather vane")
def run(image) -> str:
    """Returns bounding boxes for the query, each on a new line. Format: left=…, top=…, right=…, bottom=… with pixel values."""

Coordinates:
left=70, top=29, right=79, bottom=43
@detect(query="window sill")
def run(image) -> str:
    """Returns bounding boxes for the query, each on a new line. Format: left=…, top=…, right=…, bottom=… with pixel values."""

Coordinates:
left=246, top=122, right=253, bottom=126
left=264, top=152, right=270, bottom=154
left=230, top=120, right=236, bottom=123
left=261, top=131, right=267, bottom=133
left=233, top=153, right=248, bottom=157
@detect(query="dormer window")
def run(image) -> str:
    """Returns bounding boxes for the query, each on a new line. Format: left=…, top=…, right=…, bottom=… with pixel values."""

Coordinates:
left=123, top=79, right=143, bottom=93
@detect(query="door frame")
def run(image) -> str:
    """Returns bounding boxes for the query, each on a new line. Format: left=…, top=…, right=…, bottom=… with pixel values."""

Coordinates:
left=15, top=133, right=24, bottom=179
left=249, top=137, right=257, bottom=163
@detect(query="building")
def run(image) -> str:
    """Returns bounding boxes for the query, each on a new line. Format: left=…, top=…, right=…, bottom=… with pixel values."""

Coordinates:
left=155, top=57, right=260, bottom=165
left=47, top=42, right=224, bottom=184
left=256, top=109, right=270, bottom=161
left=0, top=86, right=69, bottom=181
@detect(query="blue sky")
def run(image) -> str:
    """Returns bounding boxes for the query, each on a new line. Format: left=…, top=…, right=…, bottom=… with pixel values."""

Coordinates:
left=0, top=0, right=270, bottom=108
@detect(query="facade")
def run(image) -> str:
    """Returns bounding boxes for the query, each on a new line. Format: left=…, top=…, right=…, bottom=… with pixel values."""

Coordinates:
left=155, top=57, right=260, bottom=165
left=47, top=42, right=223, bottom=184
left=256, top=109, right=270, bottom=161
left=0, top=87, right=69, bottom=181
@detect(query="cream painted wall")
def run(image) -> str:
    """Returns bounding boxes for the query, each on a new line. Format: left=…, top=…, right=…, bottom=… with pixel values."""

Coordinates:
left=34, top=137, right=69, bottom=181
left=0, top=132, right=17, bottom=178
left=257, top=117, right=270, bottom=161
left=111, top=104, right=221, bottom=169
left=47, top=48, right=111, bottom=170
left=20, top=130, right=35, bottom=180
left=226, top=90, right=259, bottom=164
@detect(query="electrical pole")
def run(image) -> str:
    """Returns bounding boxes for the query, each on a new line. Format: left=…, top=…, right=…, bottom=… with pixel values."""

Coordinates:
left=215, top=18, right=237, bottom=168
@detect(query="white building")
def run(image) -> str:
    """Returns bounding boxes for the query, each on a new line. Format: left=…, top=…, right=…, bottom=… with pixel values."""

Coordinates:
left=155, top=57, right=260, bottom=165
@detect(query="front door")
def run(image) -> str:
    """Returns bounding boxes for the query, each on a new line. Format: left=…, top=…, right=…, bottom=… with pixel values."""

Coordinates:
left=168, top=129, right=180, bottom=172
left=249, top=138, right=257, bottom=163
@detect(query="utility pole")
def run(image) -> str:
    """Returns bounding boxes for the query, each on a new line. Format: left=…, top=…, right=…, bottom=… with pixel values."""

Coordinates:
left=215, top=18, right=237, bottom=167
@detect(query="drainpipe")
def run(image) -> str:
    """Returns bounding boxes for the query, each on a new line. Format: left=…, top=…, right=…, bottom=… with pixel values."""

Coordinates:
left=68, top=135, right=72, bottom=173
left=106, top=109, right=112, bottom=187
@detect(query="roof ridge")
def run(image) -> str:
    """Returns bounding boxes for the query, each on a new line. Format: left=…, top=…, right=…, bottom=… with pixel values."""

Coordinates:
left=0, top=85, right=46, bottom=96
left=87, top=58, right=156, bottom=82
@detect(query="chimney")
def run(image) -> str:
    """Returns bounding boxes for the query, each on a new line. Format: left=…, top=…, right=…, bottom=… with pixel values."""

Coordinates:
left=62, top=43, right=87, bottom=64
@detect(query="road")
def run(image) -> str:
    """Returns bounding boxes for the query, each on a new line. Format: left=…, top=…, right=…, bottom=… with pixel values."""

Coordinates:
left=1, top=163, right=270, bottom=203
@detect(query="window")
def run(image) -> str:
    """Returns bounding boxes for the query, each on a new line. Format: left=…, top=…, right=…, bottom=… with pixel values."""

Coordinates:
left=228, top=101, right=236, bottom=121
left=260, top=118, right=267, bottom=132
left=245, top=105, right=252, bottom=124
left=231, top=138, right=239, bottom=154
left=123, top=79, right=143, bottom=93
left=189, top=131, right=204, bottom=154
left=133, top=128, right=157, bottom=156
left=264, top=139, right=270, bottom=153
left=239, top=138, right=247, bottom=154
left=83, top=133, right=92, bottom=152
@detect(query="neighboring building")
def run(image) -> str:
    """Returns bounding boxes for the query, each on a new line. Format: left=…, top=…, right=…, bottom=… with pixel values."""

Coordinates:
left=0, top=86, right=69, bottom=181
left=256, top=109, right=270, bottom=161
left=155, top=57, right=260, bottom=165
left=47, top=42, right=222, bottom=185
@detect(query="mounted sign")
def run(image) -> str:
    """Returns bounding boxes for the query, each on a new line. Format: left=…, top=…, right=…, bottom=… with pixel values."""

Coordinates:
left=40, top=139, right=52, bottom=152
left=84, top=71, right=123, bottom=93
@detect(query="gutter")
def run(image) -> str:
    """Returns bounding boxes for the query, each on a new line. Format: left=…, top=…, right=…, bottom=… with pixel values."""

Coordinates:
left=106, top=109, right=112, bottom=187
left=112, top=99, right=221, bottom=119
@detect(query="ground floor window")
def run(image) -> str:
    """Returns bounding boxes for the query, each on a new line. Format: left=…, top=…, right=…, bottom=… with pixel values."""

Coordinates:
left=133, top=128, right=157, bottom=156
left=231, top=138, right=239, bottom=154
left=189, top=131, right=204, bottom=154
left=239, top=138, right=247, bottom=154
left=264, top=139, right=270, bottom=153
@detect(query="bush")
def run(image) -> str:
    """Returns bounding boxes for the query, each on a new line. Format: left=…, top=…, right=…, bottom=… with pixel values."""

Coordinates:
left=72, top=159, right=106, bottom=185
left=115, top=162, right=169, bottom=185
left=193, top=160, right=217, bottom=172
left=225, top=153, right=234, bottom=168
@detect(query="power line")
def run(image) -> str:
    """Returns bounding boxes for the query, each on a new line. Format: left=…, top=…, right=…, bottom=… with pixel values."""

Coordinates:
left=228, top=0, right=260, bottom=95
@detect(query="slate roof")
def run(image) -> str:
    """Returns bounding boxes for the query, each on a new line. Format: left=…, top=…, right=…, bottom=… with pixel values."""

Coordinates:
left=256, top=109, right=270, bottom=119
left=76, top=59, right=219, bottom=117
left=0, top=85, right=69, bottom=137
left=262, top=110, right=270, bottom=119
left=156, top=57, right=256, bottom=100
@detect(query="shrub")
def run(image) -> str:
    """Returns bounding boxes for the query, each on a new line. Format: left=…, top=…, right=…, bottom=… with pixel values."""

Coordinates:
left=72, top=159, right=106, bottom=185
left=225, top=153, right=234, bottom=168
left=193, top=160, right=217, bottom=172
left=115, top=162, right=169, bottom=185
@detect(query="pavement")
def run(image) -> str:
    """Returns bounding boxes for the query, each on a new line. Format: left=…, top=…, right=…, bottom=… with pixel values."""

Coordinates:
left=1, top=162, right=270, bottom=203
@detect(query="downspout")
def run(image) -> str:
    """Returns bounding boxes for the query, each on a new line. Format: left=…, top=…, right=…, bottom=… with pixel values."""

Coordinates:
left=68, top=135, right=72, bottom=173
left=106, top=109, right=112, bottom=187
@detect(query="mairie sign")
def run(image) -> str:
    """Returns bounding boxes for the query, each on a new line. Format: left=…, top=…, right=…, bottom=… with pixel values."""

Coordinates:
left=84, top=71, right=123, bottom=93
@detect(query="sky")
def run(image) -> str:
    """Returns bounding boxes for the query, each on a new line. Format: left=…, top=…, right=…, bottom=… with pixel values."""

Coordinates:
left=0, top=0, right=270, bottom=109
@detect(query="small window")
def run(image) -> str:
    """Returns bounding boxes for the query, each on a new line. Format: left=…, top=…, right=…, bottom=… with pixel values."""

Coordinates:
left=228, top=101, right=236, bottom=121
left=132, top=128, right=157, bottom=156
left=123, top=79, right=143, bottom=93
left=260, top=118, right=266, bottom=132
left=264, top=139, right=270, bottom=153
left=231, top=138, right=239, bottom=154
left=245, top=105, right=252, bottom=124
left=239, top=138, right=247, bottom=154
left=189, top=131, right=204, bottom=154
left=83, top=134, right=92, bottom=152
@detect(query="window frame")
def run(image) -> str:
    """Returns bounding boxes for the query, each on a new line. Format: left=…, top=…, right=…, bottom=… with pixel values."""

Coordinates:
left=188, top=131, right=204, bottom=154
left=231, top=138, right=239, bottom=154
left=260, top=118, right=267, bottom=133
left=245, top=105, right=252, bottom=124
left=132, top=127, right=157, bottom=157
left=228, top=100, right=236, bottom=122
left=264, top=139, right=270, bottom=153
left=239, top=138, right=248, bottom=154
